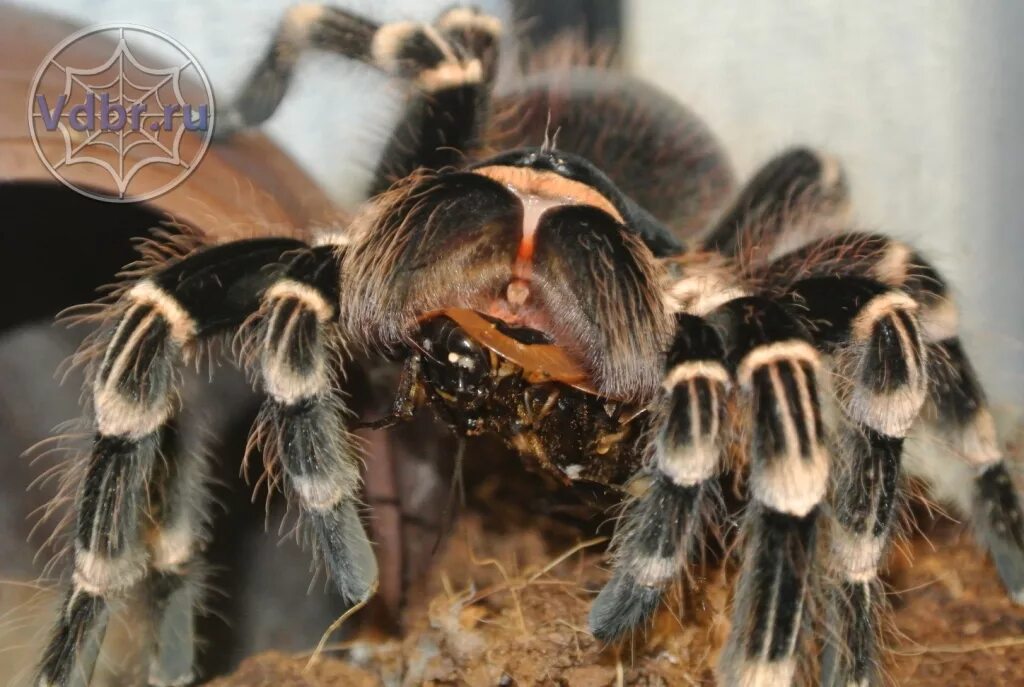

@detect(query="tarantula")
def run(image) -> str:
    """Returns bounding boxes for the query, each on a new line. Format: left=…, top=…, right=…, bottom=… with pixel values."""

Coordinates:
left=37, top=4, right=1024, bottom=687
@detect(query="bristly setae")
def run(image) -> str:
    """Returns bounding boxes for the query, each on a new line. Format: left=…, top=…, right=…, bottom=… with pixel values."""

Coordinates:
left=34, top=4, right=1024, bottom=687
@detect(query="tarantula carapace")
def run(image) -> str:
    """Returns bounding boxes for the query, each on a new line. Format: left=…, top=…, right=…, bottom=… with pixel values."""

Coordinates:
left=37, top=4, right=1024, bottom=687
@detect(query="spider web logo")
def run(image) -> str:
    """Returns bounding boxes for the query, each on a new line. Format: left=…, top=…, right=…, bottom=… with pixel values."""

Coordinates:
left=28, top=24, right=215, bottom=203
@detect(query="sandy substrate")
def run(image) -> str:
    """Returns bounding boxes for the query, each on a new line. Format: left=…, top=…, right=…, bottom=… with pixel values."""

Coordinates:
left=208, top=511, right=1024, bottom=687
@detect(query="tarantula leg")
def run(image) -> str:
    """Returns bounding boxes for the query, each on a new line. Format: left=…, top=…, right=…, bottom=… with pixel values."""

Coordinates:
left=703, top=147, right=849, bottom=258
left=252, top=249, right=378, bottom=606
left=435, top=6, right=501, bottom=78
left=215, top=4, right=377, bottom=136
left=712, top=297, right=828, bottom=687
left=896, top=250, right=1024, bottom=597
left=766, top=233, right=1024, bottom=600
left=146, top=572, right=198, bottom=687
left=38, top=318, right=185, bottom=686
left=371, top=5, right=503, bottom=193
left=589, top=313, right=727, bottom=641
left=43, top=587, right=110, bottom=687
left=924, top=340, right=1024, bottom=596
left=37, top=238, right=308, bottom=687
left=143, top=423, right=213, bottom=686
left=217, top=3, right=502, bottom=190
left=784, top=276, right=928, bottom=686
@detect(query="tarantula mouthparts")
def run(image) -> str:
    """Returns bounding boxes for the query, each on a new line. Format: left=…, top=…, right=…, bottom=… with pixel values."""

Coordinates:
left=35, top=4, right=1024, bottom=687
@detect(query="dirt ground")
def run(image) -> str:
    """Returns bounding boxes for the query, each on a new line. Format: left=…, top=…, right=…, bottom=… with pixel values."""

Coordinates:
left=208, top=510, right=1024, bottom=687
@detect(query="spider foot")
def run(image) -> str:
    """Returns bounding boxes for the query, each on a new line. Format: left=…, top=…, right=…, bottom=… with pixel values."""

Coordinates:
left=974, top=462, right=1024, bottom=602
left=588, top=572, right=662, bottom=643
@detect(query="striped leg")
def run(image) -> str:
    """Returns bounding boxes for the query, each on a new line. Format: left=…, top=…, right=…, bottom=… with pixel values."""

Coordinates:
left=767, top=233, right=1024, bottom=602
left=36, top=238, right=310, bottom=687
left=712, top=297, right=829, bottom=687
left=892, top=249, right=1024, bottom=600
left=215, top=4, right=377, bottom=135
left=217, top=3, right=502, bottom=192
left=144, top=424, right=212, bottom=687
left=252, top=251, right=377, bottom=607
left=589, top=313, right=727, bottom=641
left=38, top=289, right=193, bottom=687
left=371, top=5, right=502, bottom=193
left=784, top=277, right=927, bottom=686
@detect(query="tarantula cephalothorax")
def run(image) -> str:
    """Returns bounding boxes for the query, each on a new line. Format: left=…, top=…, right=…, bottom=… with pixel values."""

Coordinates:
left=37, top=4, right=1024, bottom=687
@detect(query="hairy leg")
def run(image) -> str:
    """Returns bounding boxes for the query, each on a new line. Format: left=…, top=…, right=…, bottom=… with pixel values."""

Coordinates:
left=249, top=245, right=378, bottom=606
left=781, top=276, right=927, bottom=686
left=589, top=313, right=727, bottom=640
left=702, top=147, right=849, bottom=259
left=711, top=297, right=830, bottom=687
left=37, top=237, right=317, bottom=686
left=764, top=232, right=1024, bottom=602
left=218, top=4, right=502, bottom=194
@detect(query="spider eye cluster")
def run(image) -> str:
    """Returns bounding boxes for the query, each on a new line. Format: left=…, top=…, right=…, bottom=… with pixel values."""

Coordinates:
left=420, top=316, right=490, bottom=403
